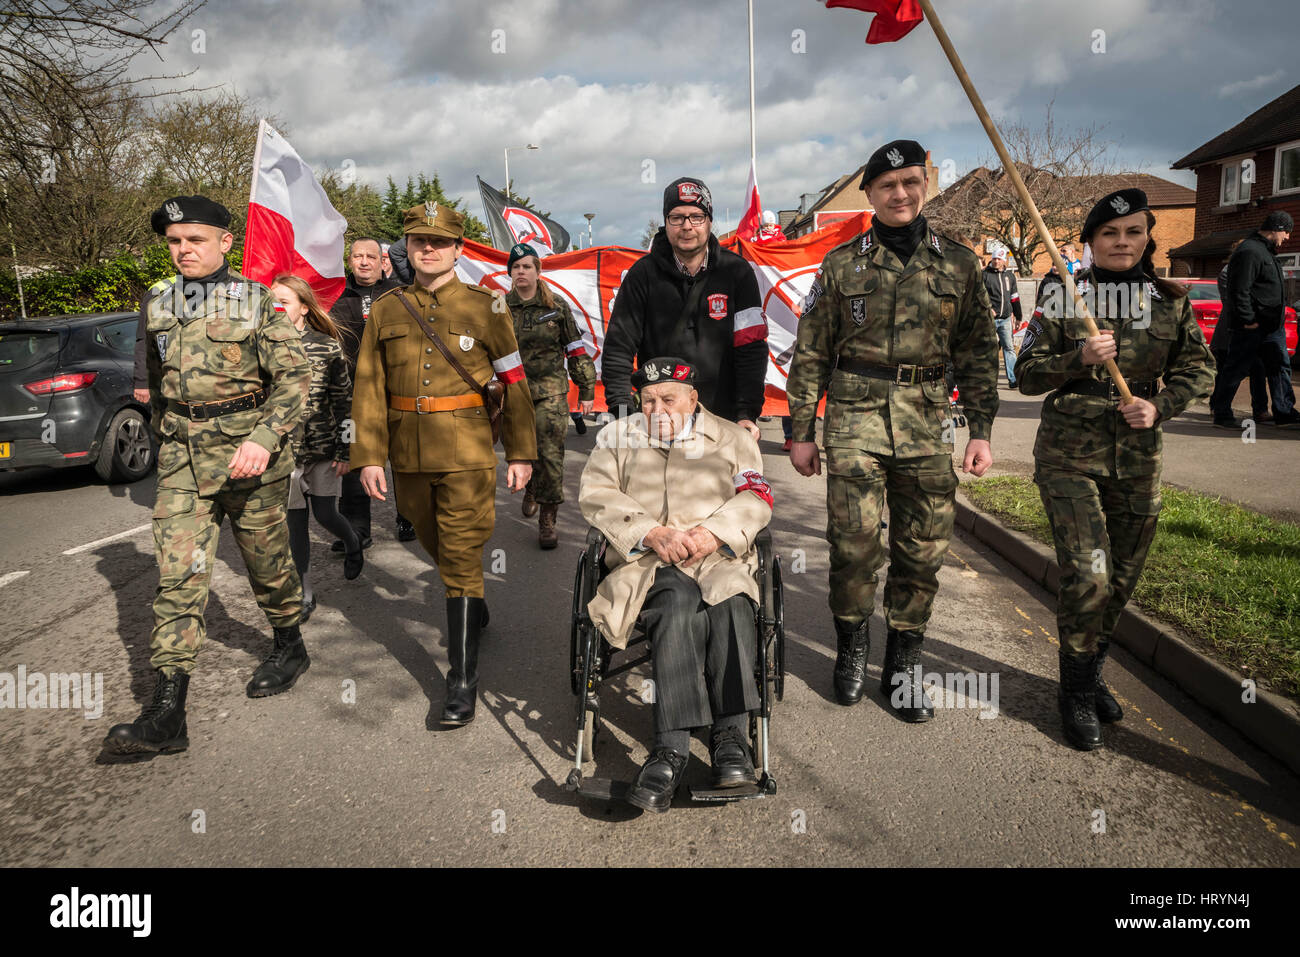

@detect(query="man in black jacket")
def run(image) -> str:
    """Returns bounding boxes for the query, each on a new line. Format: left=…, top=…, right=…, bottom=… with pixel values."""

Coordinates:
left=982, top=248, right=1022, bottom=388
left=602, top=177, right=768, bottom=437
left=1209, top=212, right=1298, bottom=428
left=328, top=238, right=408, bottom=546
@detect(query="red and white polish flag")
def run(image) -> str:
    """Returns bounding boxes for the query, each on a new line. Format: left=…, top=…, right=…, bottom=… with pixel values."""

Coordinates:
left=242, top=120, right=348, bottom=311
left=736, top=160, right=763, bottom=243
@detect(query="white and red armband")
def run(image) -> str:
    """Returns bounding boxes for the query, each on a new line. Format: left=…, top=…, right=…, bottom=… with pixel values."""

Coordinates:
left=732, top=306, right=768, bottom=346
left=565, top=338, right=590, bottom=359
left=491, top=350, right=526, bottom=384
left=734, top=469, right=773, bottom=508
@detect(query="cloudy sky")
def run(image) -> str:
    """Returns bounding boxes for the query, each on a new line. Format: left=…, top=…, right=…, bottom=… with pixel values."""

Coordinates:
left=138, top=0, right=1297, bottom=246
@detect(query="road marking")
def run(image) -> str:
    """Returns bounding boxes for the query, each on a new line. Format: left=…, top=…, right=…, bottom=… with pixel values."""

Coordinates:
left=62, top=524, right=151, bottom=555
left=0, top=570, right=30, bottom=588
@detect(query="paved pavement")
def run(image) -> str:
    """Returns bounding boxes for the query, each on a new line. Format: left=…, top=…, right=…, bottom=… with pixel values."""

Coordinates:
left=1, top=419, right=1297, bottom=866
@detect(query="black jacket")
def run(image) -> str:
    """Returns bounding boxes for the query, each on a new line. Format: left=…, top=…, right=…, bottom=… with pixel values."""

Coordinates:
left=329, top=274, right=403, bottom=373
left=982, top=265, right=1022, bottom=323
left=387, top=237, right=412, bottom=285
left=602, top=230, right=767, bottom=421
left=1222, top=232, right=1286, bottom=334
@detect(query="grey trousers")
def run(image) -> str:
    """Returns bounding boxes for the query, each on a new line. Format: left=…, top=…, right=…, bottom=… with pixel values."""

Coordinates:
left=639, top=565, right=761, bottom=733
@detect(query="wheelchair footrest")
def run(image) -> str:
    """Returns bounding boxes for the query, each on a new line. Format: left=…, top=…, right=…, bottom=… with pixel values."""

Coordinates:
left=689, top=778, right=772, bottom=802
left=571, top=775, right=631, bottom=803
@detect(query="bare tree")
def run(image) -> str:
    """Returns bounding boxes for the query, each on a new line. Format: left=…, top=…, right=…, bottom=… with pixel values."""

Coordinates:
left=926, top=103, right=1116, bottom=274
left=640, top=219, right=659, bottom=249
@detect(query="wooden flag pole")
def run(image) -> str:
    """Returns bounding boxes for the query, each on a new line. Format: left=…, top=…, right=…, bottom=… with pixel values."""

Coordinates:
left=915, top=0, right=1133, bottom=402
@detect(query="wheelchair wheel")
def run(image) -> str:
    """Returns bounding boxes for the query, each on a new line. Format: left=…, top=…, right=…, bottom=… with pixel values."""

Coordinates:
left=772, top=555, right=785, bottom=702
left=569, top=553, right=587, bottom=696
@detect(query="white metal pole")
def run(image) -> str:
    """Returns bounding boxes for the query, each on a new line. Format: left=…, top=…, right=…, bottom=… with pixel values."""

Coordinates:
left=748, top=0, right=757, bottom=173
left=503, top=147, right=510, bottom=202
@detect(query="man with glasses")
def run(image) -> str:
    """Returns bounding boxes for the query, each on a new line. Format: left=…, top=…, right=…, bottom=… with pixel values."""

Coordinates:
left=602, top=177, right=768, bottom=439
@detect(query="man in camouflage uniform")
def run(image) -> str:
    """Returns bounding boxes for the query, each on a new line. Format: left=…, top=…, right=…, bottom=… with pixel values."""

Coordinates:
left=786, top=140, right=999, bottom=722
left=505, top=242, right=598, bottom=548
left=105, top=195, right=311, bottom=756
left=1016, top=188, right=1214, bottom=749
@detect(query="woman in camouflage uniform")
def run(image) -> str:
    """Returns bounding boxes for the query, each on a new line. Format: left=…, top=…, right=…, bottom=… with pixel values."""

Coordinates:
left=271, top=276, right=364, bottom=622
left=1015, top=190, right=1214, bottom=751
left=505, top=243, right=598, bottom=549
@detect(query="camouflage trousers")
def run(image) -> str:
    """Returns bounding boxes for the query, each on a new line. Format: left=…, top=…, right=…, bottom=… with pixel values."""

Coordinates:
left=825, top=449, right=959, bottom=631
left=526, top=393, right=570, bottom=504
left=1035, top=464, right=1161, bottom=655
left=151, top=476, right=302, bottom=675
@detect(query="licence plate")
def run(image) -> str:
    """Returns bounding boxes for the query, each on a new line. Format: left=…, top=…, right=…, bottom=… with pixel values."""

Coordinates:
left=0, top=443, right=9, bottom=458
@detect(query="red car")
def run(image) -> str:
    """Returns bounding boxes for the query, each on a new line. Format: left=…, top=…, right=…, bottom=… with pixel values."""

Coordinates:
left=1181, top=278, right=1297, bottom=357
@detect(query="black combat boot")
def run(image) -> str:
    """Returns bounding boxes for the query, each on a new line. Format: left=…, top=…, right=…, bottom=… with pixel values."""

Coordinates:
left=880, top=628, right=934, bottom=722
left=103, top=670, right=190, bottom=754
left=441, top=597, right=484, bottom=725
left=246, top=624, right=310, bottom=698
left=538, top=504, right=559, bottom=550
left=1093, top=640, right=1123, bottom=723
left=1058, top=650, right=1103, bottom=750
left=832, top=618, right=870, bottom=706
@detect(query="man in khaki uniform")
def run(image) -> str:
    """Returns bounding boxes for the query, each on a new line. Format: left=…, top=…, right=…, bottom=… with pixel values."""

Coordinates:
left=350, top=203, right=537, bottom=726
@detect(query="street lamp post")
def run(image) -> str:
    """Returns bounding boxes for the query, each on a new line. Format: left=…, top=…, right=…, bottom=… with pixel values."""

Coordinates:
left=583, top=212, right=595, bottom=249
left=503, top=143, right=539, bottom=202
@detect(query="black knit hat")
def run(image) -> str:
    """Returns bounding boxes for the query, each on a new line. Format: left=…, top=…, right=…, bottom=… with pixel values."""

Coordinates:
left=859, top=139, right=927, bottom=189
left=151, top=195, right=232, bottom=236
left=631, top=357, right=697, bottom=391
left=1081, top=188, right=1150, bottom=242
left=663, top=178, right=713, bottom=220
left=1261, top=210, right=1294, bottom=233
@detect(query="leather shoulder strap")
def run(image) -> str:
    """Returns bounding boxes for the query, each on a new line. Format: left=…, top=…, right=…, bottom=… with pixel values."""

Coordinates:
left=395, top=290, right=487, bottom=400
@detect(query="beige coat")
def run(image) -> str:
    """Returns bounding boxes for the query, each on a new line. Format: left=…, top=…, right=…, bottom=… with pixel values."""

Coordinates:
left=579, top=405, right=774, bottom=648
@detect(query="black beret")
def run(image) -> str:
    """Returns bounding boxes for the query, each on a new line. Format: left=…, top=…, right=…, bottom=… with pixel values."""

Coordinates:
left=632, top=356, right=697, bottom=391
left=663, top=177, right=713, bottom=220
left=860, top=139, right=927, bottom=189
left=151, top=195, right=232, bottom=236
left=1081, top=189, right=1150, bottom=242
left=508, top=242, right=539, bottom=270
left=1261, top=210, right=1294, bottom=233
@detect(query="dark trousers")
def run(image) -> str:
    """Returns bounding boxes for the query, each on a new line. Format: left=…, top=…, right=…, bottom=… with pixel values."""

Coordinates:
left=1211, top=326, right=1296, bottom=419
left=638, top=566, right=761, bottom=734
left=339, top=469, right=371, bottom=539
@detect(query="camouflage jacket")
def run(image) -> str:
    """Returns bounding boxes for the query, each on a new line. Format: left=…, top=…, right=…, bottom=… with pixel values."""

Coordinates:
left=290, top=326, right=352, bottom=465
left=1014, top=269, right=1215, bottom=480
left=786, top=225, right=999, bottom=458
left=506, top=288, right=598, bottom=402
left=145, top=270, right=310, bottom=496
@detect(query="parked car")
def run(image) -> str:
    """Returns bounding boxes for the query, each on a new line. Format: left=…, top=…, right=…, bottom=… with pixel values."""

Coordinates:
left=1181, top=278, right=1298, bottom=357
left=0, top=311, right=154, bottom=482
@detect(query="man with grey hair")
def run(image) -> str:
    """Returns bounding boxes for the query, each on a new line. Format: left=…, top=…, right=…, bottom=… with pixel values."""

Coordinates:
left=580, top=357, right=774, bottom=813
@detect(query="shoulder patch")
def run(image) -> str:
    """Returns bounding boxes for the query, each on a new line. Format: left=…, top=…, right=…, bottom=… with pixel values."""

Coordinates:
left=148, top=277, right=175, bottom=295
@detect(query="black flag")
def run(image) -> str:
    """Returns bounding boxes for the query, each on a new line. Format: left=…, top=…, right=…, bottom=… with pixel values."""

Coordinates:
left=476, top=176, right=571, bottom=256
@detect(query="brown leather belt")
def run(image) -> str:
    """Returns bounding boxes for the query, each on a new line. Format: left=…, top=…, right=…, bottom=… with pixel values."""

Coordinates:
left=835, top=356, right=947, bottom=385
left=389, top=393, right=484, bottom=414
left=168, top=388, right=266, bottom=421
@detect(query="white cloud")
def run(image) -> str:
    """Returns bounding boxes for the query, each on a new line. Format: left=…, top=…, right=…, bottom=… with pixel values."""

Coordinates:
left=1217, top=70, right=1285, bottom=98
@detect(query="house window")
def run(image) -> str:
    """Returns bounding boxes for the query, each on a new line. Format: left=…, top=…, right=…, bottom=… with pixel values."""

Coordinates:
left=1220, top=159, right=1253, bottom=206
left=1274, top=140, right=1300, bottom=195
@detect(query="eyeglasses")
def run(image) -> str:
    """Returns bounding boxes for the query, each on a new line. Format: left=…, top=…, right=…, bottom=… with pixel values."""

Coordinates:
left=666, top=214, right=708, bottom=227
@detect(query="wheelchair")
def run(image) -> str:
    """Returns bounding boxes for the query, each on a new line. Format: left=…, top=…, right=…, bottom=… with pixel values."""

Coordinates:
left=565, top=526, right=785, bottom=803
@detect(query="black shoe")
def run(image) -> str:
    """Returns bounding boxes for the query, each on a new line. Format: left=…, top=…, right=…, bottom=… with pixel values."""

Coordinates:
left=300, top=595, right=317, bottom=624
left=832, top=618, right=870, bottom=706
left=103, top=670, right=190, bottom=754
left=1212, top=417, right=1242, bottom=430
left=441, top=597, right=483, bottom=725
left=1273, top=411, right=1300, bottom=428
left=879, top=628, right=934, bottom=722
left=246, top=625, right=310, bottom=698
left=709, top=724, right=755, bottom=788
left=396, top=517, right=417, bottom=542
left=571, top=412, right=588, bottom=435
left=1058, top=650, right=1103, bottom=750
left=1094, top=640, right=1123, bottom=723
left=333, top=535, right=372, bottom=553
left=626, top=747, right=688, bottom=813
left=343, top=544, right=364, bottom=580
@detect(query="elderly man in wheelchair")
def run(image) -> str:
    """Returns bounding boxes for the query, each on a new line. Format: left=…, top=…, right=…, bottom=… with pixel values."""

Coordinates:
left=577, top=357, right=774, bottom=813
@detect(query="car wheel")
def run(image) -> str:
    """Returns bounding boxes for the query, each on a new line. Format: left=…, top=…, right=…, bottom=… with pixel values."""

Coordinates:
left=94, top=408, right=154, bottom=483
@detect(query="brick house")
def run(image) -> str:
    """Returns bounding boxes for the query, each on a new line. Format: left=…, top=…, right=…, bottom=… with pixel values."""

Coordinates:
left=1168, top=83, right=1300, bottom=279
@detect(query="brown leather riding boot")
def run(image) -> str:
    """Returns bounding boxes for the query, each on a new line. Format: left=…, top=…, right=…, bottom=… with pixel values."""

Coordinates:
left=538, top=503, right=558, bottom=550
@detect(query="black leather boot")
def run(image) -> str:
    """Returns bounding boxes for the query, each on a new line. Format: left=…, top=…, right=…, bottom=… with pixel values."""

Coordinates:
left=246, top=624, right=310, bottom=698
left=1093, top=640, right=1123, bottom=723
left=441, top=597, right=482, bottom=725
left=1058, top=650, right=1103, bottom=750
left=103, top=670, right=190, bottom=754
left=626, top=747, right=688, bottom=814
left=880, top=628, right=934, bottom=722
left=832, top=618, right=870, bottom=706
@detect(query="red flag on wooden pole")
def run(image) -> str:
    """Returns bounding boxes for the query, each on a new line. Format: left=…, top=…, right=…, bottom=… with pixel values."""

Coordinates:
left=819, top=0, right=923, bottom=44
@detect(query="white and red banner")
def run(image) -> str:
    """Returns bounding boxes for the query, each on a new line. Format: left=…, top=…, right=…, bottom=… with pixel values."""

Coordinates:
left=242, top=120, right=348, bottom=310
left=454, top=211, right=871, bottom=415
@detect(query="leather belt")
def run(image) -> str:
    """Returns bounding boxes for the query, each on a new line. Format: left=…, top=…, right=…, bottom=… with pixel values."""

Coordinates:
left=836, top=356, right=946, bottom=385
left=168, top=388, right=266, bottom=421
left=1060, top=379, right=1158, bottom=400
left=389, top=393, right=484, bottom=414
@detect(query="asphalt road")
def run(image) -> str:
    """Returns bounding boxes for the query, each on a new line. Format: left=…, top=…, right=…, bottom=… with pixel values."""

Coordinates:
left=1, top=411, right=1297, bottom=866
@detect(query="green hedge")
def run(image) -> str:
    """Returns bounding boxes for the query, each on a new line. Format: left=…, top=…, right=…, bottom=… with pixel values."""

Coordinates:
left=0, top=246, right=243, bottom=320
